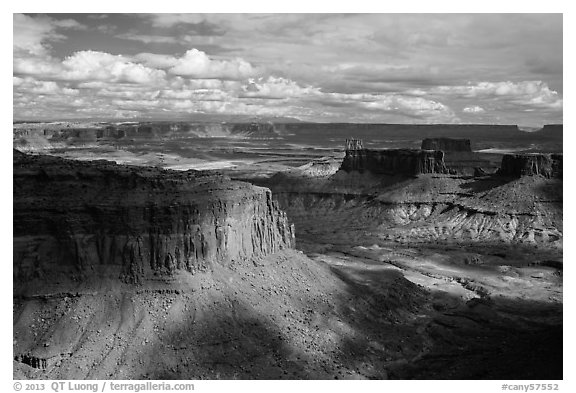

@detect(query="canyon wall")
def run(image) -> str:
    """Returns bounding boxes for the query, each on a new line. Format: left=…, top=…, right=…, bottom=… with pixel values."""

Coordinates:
left=499, top=153, right=563, bottom=179
left=13, top=151, right=294, bottom=285
left=340, top=148, right=448, bottom=176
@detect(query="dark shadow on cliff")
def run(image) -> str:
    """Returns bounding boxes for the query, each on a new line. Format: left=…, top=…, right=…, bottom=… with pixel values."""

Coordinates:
left=457, top=175, right=511, bottom=193
left=20, top=257, right=560, bottom=380
left=133, top=253, right=561, bottom=380
left=387, top=296, right=562, bottom=380
left=534, top=180, right=563, bottom=209
left=327, top=262, right=563, bottom=380
left=136, top=267, right=421, bottom=380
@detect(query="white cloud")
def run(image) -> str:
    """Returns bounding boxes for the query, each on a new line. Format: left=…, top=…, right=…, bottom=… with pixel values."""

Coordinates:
left=359, top=96, right=457, bottom=121
left=13, top=56, right=63, bottom=78
left=13, top=14, right=85, bottom=56
left=462, top=105, right=485, bottom=113
left=434, top=81, right=562, bottom=111
left=31, top=81, right=79, bottom=96
left=436, top=81, right=549, bottom=98
left=188, top=79, right=226, bottom=90
left=134, top=53, right=179, bottom=68
left=240, top=77, right=318, bottom=99
left=13, top=14, right=59, bottom=56
left=169, top=49, right=257, bottom=80
left=61, top=51, right=167, bottom=85
left=14, top=77, right=79, bottom=97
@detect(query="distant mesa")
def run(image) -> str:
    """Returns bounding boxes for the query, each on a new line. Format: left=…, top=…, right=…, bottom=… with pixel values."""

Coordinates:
left=421, top=138, right=471, bottom=152
left=499, top=153, right=563, bottom=179
left=341, top=139, right=448, bottom=176
left=537, top=124, right=563, bottom=135
left=339, top=138, right=563, bottom=179
left=12, top=121, right=285, bottom=152
left=345, top=138, right=364, bottom=150
left=531, top=124, right=563, bottom=143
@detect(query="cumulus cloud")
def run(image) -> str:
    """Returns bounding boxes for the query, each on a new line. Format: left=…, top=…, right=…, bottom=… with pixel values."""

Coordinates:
left=302, top=91, right=457, bottom=123
left=13, top=77, right=79, bottom=96
left=240, top=77, right=319, bottom=99
left=434, top=80, right=562, bottom=111
left=61, top=51, right=167, bottom=84
left=462, top=105, right=485, bottom=113
left=168, top=49, right=257, bottom=80
left=29, top=81, right=79, bottom=96
left=13, top=56, right=62, bottom=78
left=15, top=50, right=168, bottom=86
left=359, top=96, right=456, bottom=121
left=134, top=53, right=179, bottom=69
left=12, top=14, right=562, bottom=124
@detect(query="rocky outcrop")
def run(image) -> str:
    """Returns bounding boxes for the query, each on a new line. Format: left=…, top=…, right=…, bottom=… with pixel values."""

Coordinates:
left=340, top=149, right=449, bottom=176
left=13, top=151, right=294, bottom=285
left=421, top=138, right=472, bottom=152
left=499, top=153, right=563, bottom=179
left=296, top=158, right=341, bottom=177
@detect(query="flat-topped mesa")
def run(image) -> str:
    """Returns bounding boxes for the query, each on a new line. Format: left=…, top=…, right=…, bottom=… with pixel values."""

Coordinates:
left=538, top=124, right=563, bottom=136
left=499, top=153, right=563, bottom=179
left=421, top=138, right=472, bottom=152
left=340, top=148, right=449, bottom=176
left=13, top=151, right=295, bottom=285
left=345, top=138, right=364, bottom=151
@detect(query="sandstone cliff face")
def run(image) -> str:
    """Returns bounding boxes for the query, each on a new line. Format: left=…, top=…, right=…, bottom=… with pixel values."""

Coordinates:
left=340, top=149, right=448, bottom=176
left=421, top=138, right=472, bottom=152
left=13, top=151, right=294, bottom=285
left=499, top=153, right=563, bottom=179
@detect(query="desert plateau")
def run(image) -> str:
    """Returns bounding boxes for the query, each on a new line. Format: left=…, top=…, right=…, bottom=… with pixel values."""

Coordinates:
left=13, top=121, right=563, bottom=380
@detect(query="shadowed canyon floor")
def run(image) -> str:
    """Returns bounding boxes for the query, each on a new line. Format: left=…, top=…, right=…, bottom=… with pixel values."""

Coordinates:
left=13, top=125, right=563, bottom=380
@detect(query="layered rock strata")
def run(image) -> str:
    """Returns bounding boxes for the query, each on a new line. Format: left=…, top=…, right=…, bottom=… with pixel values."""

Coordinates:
left=340, top=148, right=448, bottom=176
left=13, top=151, right=294, bottom=285
left=499, top=153, right=563, bottom=179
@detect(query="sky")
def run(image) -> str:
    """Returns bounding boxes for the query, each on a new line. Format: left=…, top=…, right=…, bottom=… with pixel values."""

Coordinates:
left=12, top=13, right=563, bottom=125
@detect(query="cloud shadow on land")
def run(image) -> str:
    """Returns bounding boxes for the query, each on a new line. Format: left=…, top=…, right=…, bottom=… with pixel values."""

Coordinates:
left=137, top=256, right=562, bottom=380
left=328, top=264, right=563, bottom=380
left=139, top=297, right=315, bottom=380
